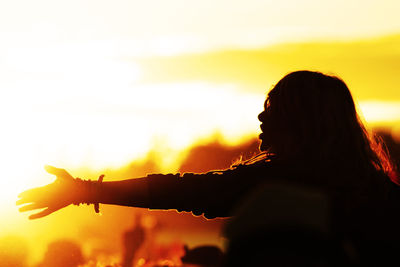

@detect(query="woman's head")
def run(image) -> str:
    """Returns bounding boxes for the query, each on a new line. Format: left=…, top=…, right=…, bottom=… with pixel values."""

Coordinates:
left=258, top=71, right=394, bottom=176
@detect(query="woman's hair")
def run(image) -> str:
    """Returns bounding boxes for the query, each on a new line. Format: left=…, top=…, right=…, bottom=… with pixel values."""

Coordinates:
left=253, top=70, right=396, bottom=181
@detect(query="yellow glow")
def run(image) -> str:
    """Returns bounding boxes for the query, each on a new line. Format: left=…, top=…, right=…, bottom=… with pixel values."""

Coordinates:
left=2, top=38, right=400, bottom=224
left=0, top=1, right=399, bottom=265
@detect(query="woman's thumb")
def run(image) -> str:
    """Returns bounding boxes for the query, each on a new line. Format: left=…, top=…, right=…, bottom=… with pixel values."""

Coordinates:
left=44, top=165, right=74, bottom=180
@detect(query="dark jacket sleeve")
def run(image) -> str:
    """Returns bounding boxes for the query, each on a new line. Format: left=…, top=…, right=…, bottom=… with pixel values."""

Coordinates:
left=146, top=164, right=266, bottom=219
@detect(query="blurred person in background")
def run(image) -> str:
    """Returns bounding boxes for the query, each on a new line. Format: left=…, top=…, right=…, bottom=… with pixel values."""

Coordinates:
left=121, top=213, right=146, bottom=267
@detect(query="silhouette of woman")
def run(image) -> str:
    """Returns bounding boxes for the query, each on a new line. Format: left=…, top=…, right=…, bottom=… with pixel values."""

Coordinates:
left=17, top=70, right=400, bottom=263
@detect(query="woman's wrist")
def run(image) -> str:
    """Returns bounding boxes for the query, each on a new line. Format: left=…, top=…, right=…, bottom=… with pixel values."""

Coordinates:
left=71, top=178, right=102, bottom=206
left=70, top=176, right=150, bottom=211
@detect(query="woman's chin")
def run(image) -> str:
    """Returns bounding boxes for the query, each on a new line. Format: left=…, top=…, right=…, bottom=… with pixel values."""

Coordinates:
left=259, top=140, right=267, bottom=151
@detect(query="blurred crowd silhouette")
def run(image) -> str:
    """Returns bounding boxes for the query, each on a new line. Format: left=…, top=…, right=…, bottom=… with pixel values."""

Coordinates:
left=1, top=213, right=224, bottom=267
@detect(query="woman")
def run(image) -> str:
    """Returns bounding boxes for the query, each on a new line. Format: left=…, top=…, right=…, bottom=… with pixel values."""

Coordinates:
left=17, top=71, right=399, bottom=262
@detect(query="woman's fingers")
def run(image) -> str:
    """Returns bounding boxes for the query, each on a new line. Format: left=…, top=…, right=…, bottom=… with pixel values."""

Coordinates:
left=44, top=165, right=74, bottom=180
left=16, top=165, right=74, bottom=219
left=16, top=198, right=31, bottom=206
left=18, top=203, right=45, bottom=212
left=29, top=208, right=55, bottom=220
left=18, top=186, right=43, bottom=198
left=16, top=187, right=45, bottom=205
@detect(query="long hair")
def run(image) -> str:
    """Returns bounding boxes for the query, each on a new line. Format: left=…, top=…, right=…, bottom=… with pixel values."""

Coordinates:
left=253, top=70, right=396, bottom=181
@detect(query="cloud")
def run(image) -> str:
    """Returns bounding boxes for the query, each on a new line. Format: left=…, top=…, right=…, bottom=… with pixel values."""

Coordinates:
left=135, top=34, right=400, bottom=101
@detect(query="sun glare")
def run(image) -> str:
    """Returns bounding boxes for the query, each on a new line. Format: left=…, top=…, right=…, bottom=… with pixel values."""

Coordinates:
left=0, top=42, right=143, bottom=217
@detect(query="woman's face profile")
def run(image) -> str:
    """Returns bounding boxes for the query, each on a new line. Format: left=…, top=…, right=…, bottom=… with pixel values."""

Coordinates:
left=258, top=99, right=271, bottom=152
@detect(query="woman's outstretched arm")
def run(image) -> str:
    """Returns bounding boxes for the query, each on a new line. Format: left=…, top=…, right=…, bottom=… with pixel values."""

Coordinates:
left=16, top=165, right=150, bottom=219
left=17, top=163, right=260, bottom=219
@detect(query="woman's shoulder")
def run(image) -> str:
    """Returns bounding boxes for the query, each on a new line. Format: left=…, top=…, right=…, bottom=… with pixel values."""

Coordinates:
left=227, top=157, right=297, bottom=180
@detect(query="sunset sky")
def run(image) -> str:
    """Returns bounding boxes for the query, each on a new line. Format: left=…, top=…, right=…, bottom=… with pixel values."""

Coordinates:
left=1, top=0, right=400, bottom=264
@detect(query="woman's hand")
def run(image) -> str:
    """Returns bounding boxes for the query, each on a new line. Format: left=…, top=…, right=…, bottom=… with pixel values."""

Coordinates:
left=16, top=165, right=77, bottom=219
